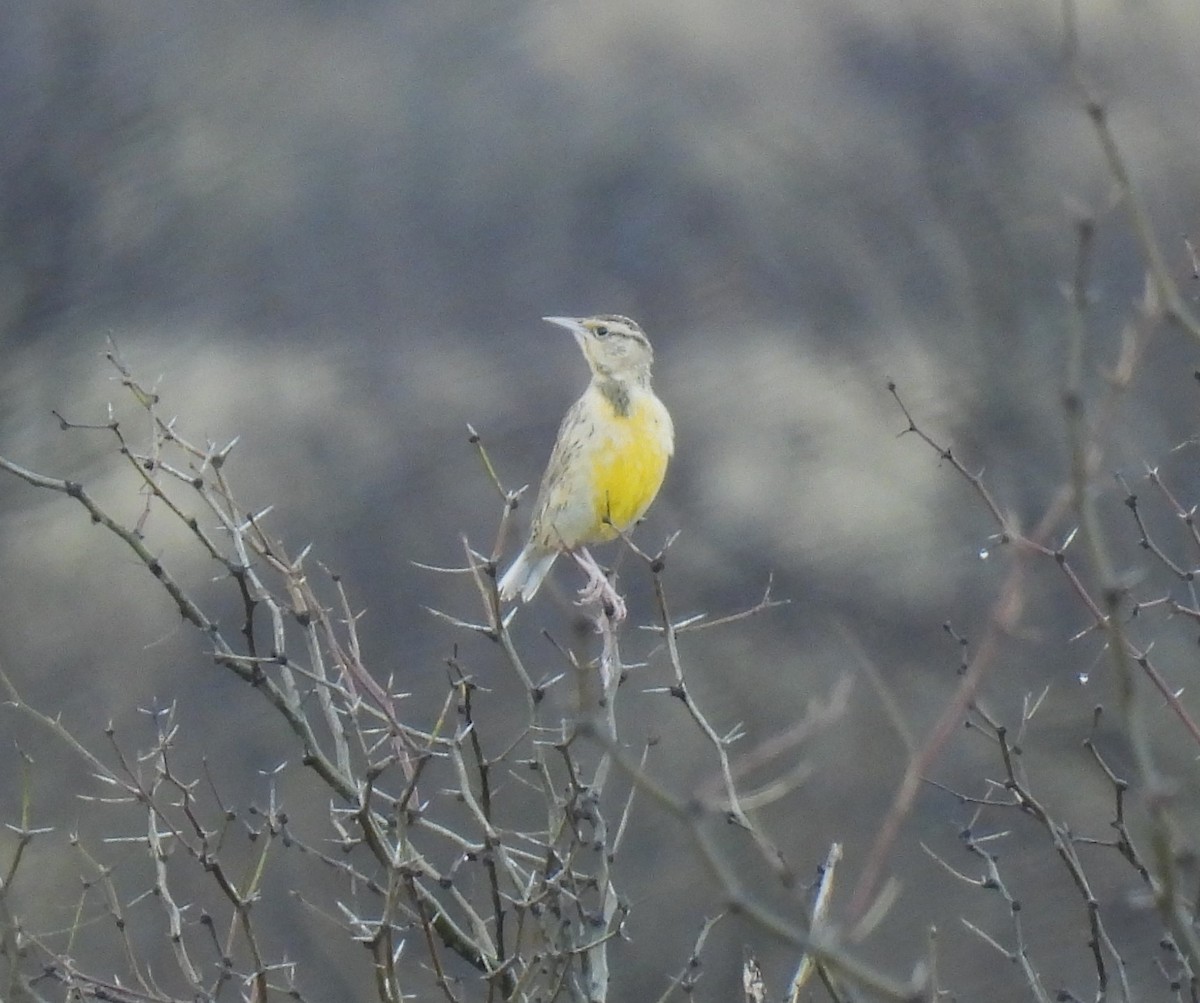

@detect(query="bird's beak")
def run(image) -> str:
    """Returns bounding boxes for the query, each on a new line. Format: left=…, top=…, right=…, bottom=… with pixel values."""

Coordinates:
left=542, top=315, right=588, bottom=348
left=542, top=316, right=584, bottom=333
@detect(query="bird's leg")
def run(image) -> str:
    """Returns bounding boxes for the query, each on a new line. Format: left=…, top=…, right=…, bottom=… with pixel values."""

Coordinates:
left=573, top=548, right=627, bottom=623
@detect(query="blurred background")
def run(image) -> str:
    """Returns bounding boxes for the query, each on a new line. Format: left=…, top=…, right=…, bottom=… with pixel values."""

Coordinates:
left=3, top=1, right=1200, bottom=999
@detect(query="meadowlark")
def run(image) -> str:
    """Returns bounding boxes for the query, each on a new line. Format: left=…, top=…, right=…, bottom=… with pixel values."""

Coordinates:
left=498, top=315, right=674, bottom=619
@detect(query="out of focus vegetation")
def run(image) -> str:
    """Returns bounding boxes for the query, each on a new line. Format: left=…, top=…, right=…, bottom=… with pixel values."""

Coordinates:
left=5, top=2, right=1200, bottom=1000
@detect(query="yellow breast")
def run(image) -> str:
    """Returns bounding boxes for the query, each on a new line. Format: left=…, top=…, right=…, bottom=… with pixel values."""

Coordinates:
left=586, top=391, right=673, bottom=539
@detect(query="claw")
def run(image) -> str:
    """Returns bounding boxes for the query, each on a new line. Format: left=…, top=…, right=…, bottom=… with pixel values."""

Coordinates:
left=572, top=549, right=627, bottom=623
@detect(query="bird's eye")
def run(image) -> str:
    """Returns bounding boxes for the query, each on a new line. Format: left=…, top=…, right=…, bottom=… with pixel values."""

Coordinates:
left=594, top=324, right=609, bottom=338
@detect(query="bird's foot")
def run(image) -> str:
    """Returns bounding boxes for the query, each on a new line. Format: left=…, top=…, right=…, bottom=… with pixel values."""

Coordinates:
left=573, top=549, right=627, bottom=624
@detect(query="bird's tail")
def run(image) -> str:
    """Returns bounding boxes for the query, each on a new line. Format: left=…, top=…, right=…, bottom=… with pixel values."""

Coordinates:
left=498, top=547, right=558, bottom=602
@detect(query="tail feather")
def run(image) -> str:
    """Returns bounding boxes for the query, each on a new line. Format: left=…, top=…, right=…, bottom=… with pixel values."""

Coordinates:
left=498, top=548, right=558, bottom=602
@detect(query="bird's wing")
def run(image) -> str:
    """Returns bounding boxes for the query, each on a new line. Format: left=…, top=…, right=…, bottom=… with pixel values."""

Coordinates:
left=529, top=393, right=593, bottom=550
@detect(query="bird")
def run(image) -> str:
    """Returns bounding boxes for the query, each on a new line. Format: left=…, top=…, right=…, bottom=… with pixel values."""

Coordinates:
left=498, top=315, right=674, bottom=619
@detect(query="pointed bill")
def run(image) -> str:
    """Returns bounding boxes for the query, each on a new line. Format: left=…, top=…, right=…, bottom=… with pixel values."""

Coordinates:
left=542, top=315, right=588, bottom=348
left=542, top=316, right=585, bottom=331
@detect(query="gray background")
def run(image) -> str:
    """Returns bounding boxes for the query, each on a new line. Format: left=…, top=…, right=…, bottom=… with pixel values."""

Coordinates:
left=3, top=2, right=1200, bottom=1000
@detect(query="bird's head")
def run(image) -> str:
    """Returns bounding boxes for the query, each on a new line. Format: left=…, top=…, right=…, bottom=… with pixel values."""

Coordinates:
left=543, top=315, right=654, bottom=381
